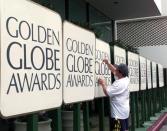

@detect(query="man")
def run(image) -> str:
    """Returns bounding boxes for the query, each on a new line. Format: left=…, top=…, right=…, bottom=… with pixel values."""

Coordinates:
left=98, top=59, right=130, bottom=131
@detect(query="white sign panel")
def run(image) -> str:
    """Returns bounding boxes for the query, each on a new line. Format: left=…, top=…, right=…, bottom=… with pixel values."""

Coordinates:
left=152, top=61, right=157, bottom=88
left=147, top=60, right=152, bottom=89
left=158, top=64, right=164, bottom=87
left=95, top=39, right=111, bottom=98
left=63, top=21, right=95, bottom=104
left=0, top=0, right=62, bottom=117
left=140, top=56, right=146, bottom=90
left=128, top=52, right=139, bottom=92
left=114, top=46, right=126, bottom=65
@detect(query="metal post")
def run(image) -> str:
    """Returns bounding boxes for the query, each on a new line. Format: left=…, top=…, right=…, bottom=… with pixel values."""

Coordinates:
left=156, top=88, right=158, bottom=112
left=151, top=88, right=154, bottom=116
left=152, top=88, right=155, bottom=114
left=159, top=88, right=162, bottom=111
left=141, top=91, right=144, bottom=123
left=166, top=87, right=167, bottom=107
left=98, top=98, right=105, bottom=131
left=161, top=88, right=163, bottom=110
left=48, top=108, right=62, bottom=131
left=144, top=91, right=147, bottom=121
left=27, top=114, right=38, bottom=131
left=83, top=102, right=90, bottom=131
left=157, top=88, right=160, bottom=112
left=130, top=93, right=135, bottom=131
left=163, top=87, right=166, bottom=107
left=147, top=89, right=152, bottom=119
left=135, top=92, right=139, bottom=127
left=146, top=89, right=150, bottom=120
left=73, top=103, right=81, bottom=131
left=162, top=87, right=164, bottom=107
left=141, top=91, right=146, bottom=123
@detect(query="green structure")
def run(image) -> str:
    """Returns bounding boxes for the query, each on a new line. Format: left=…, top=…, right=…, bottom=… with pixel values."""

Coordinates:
left=0, top=0, right=167, bottom=131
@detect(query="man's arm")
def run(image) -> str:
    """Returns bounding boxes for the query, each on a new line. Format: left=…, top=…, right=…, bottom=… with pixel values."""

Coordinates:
left=103, top=59, right=116, bottom=75
left=98, top=78, right=108, bottom=96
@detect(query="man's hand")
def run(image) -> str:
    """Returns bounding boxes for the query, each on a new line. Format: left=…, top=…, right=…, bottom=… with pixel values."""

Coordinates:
left=98, top=78, right=106, bottom=87
left=102, top=59, right=116, bottom=74
left=103, top=59, right=109, bottom=65
left=98, top=78, right=108, bottom=96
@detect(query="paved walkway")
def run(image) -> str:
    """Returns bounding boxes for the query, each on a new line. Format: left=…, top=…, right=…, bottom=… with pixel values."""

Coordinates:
left=136, top=107, right=167, bottom=131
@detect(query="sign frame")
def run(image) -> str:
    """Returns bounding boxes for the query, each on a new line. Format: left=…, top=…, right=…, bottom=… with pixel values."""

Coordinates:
left=152, top=61, right=157, bottom=88
left=147, top=59, right=152, bottom=89
left=114, top=45, right=126, bottom=65
left=158, top=64, right=164, bottom=87
left=95, top=38, right=111, bottom=98
left=63, top=21, right=95, bottom=104
left=127, top=51, right=139, bottom=92
left=0, top=0, right=63, bottom=117
left=139, top=56, right=147, bottom=90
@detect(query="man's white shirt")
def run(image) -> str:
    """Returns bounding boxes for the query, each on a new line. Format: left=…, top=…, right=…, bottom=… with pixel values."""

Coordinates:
left=106, top=77, right=130, bottom=119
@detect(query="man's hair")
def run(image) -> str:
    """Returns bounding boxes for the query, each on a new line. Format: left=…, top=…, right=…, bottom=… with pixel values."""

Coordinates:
left=115, top=63, right=129, bottom=77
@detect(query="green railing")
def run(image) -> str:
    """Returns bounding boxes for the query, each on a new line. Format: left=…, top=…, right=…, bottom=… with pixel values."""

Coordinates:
left=1, top=1, right=167, bottom=131
left=24, top=85, right=167, bottom=131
